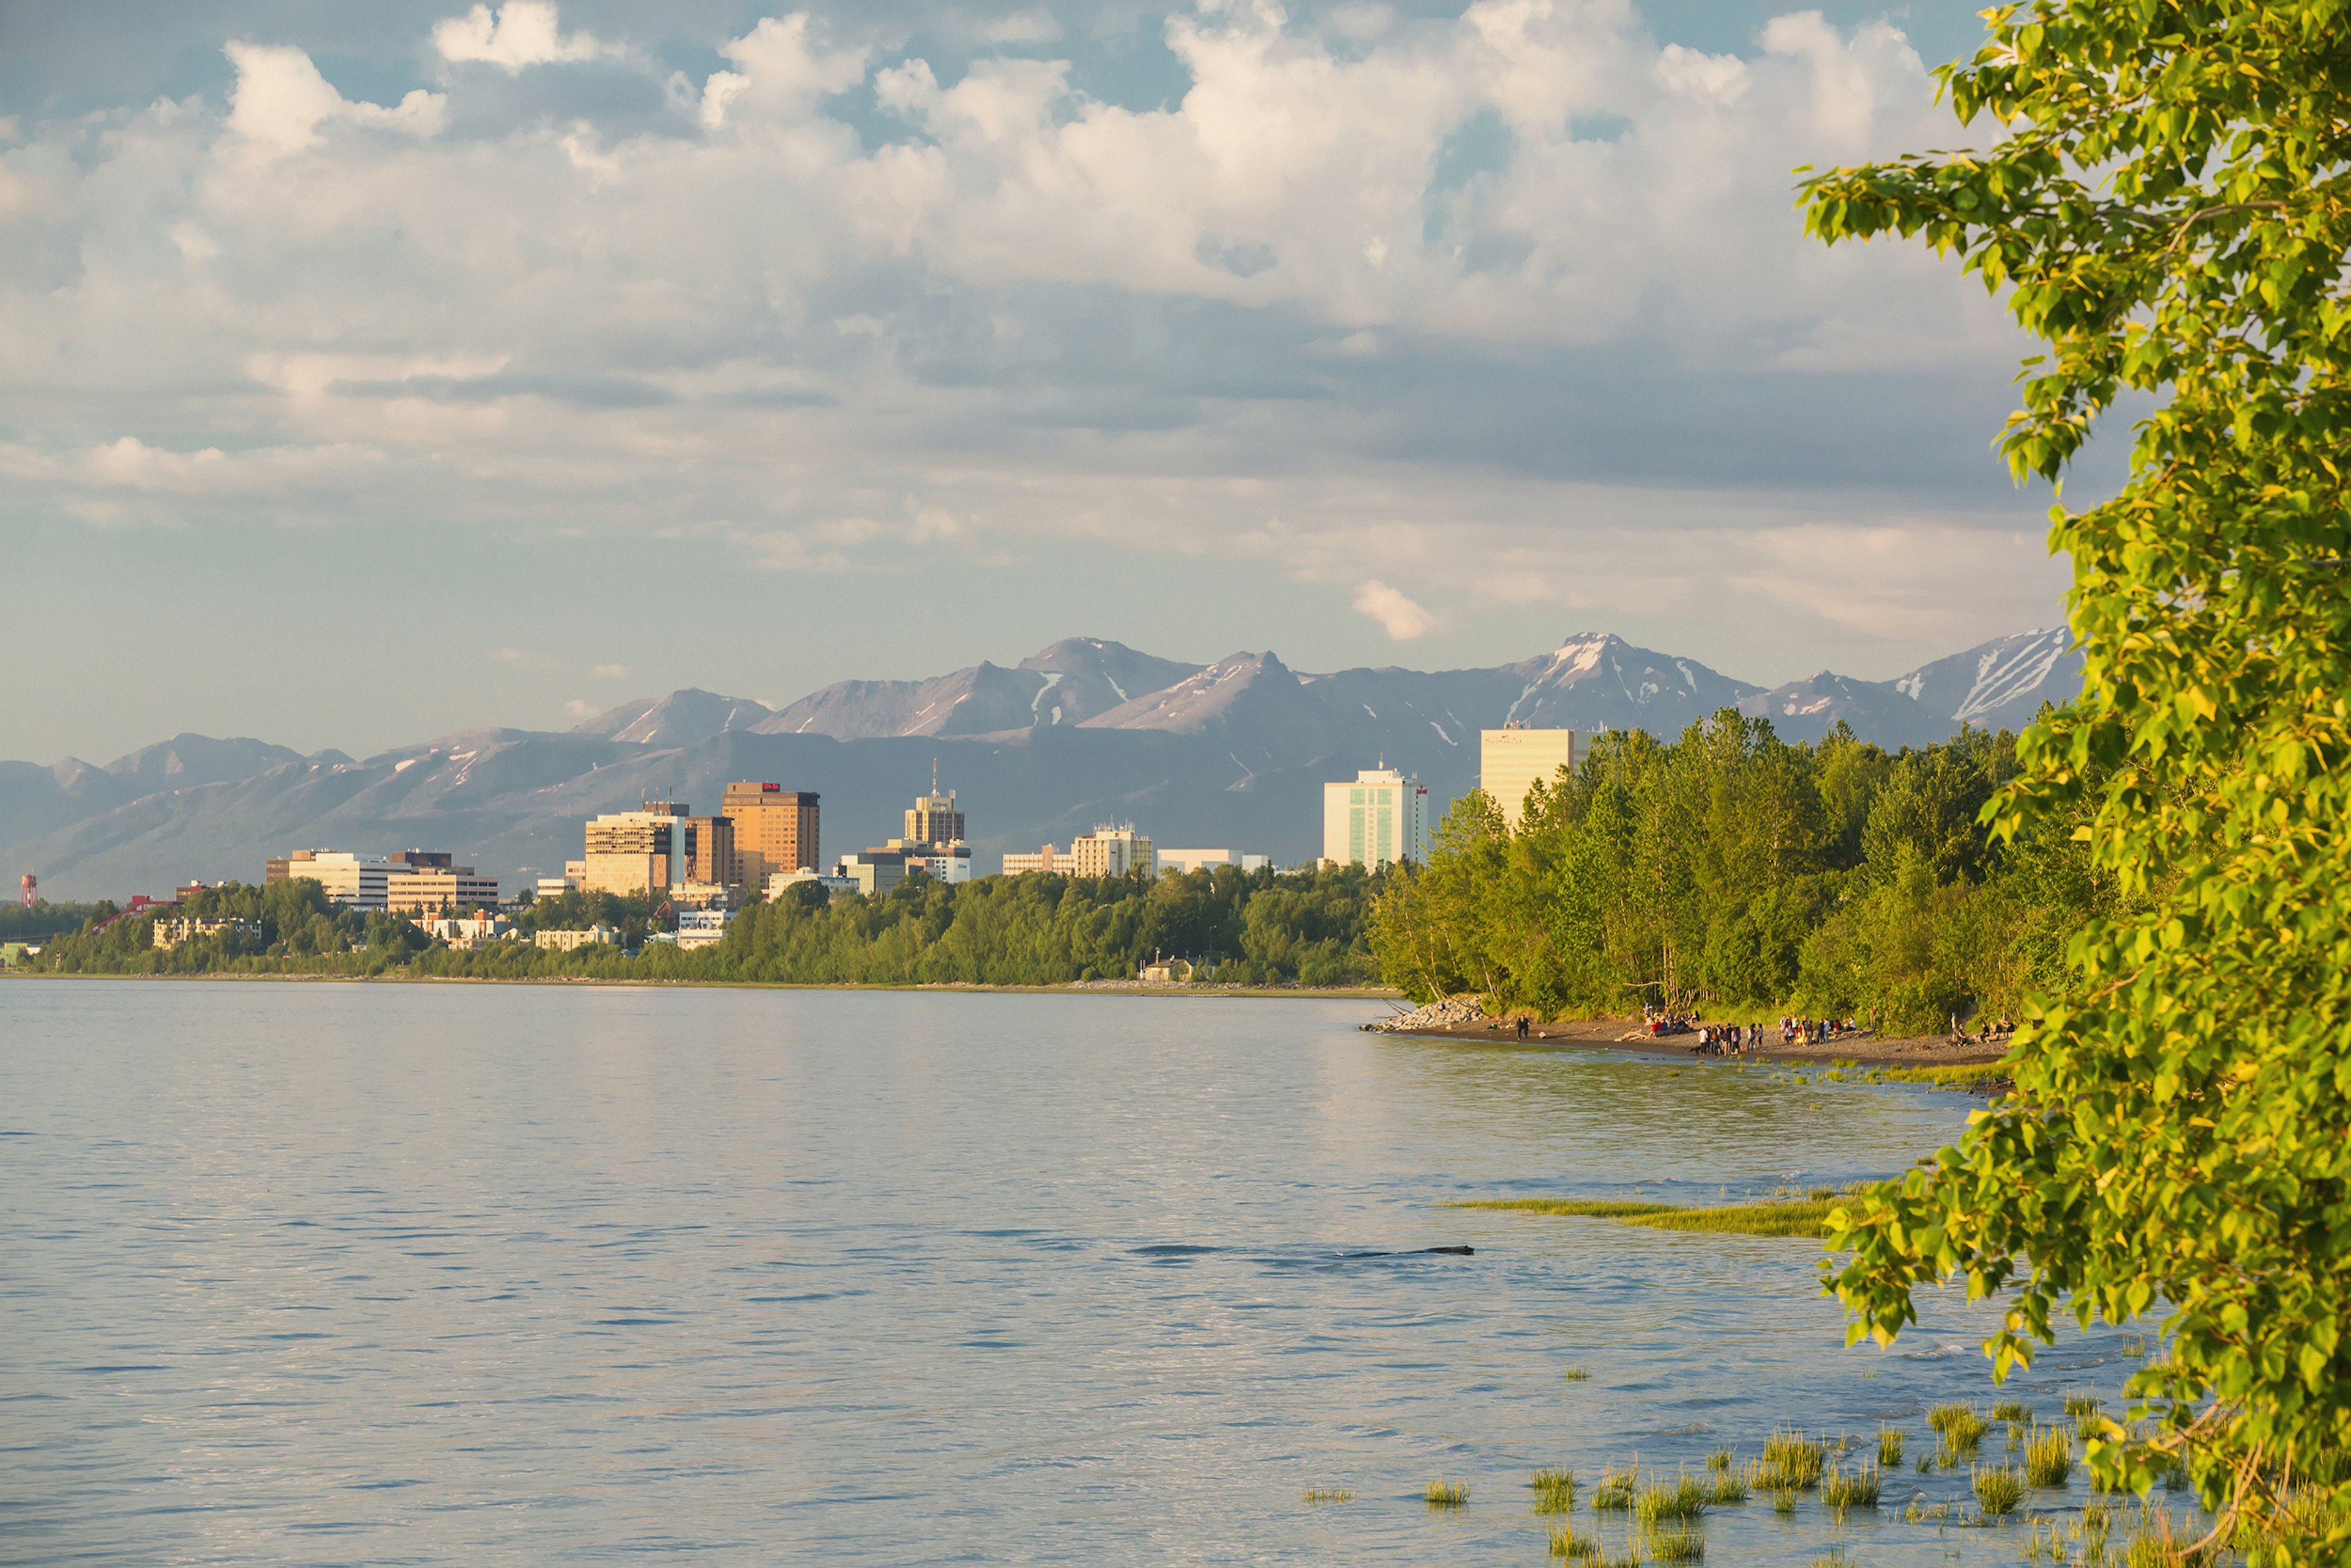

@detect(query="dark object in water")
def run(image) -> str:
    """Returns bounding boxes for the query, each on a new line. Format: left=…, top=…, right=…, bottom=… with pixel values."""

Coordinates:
left=1341, top=1245, right=1475, bottom=1258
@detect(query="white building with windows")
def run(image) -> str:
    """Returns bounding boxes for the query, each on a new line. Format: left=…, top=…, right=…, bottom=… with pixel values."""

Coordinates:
left=1322, top=768, right=1430, bottom=870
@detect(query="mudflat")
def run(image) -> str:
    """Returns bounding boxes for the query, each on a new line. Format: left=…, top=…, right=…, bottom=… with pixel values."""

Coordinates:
left=1382, top=1012, right=2012, bottom=1069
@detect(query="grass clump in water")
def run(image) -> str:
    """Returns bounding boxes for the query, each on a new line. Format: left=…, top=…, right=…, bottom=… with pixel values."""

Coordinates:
left=1549, top=1521, right=1600, bottom=1560
left=2023, top=1425, right=2075, bottom=1487
left=1820, top=1463, right=1881, bottom=1513
left=1973, top=1464, right=2027, bottom=1517
left=1761, top=1427, right=1826, bottom=1490
left=1929, top=1402, right=1990, bottom=1457
left=1591, top=1464, right=1638, bottom=1512
left=1532, top=1468, right=1577, bottom=1514
left=1877, top=1425, right=1904, bottom=1467
left=1301, top=1487, right=1354, bottom=1504
left=1563, top=1365, right=1591, bottom=1382
left=1993, top=1398, right=2031, bottom=1423
left=1705, top=1448, right=1732, bottom=1472
left=1633, top=1474, right=1708, bottom=1525
left=1442, top=1198, right=1681, bottom=1218
left=1643, top=1522, right=1704, bottom=1562
left=1441, top=1195, right=1833, bottom=1238
left=1425, top=1479, right=1469, bottom=1509
left=1771, top=1487, right=1799, bottom=1515
left=2064, top=1392, right=2103, bottom=1419
left=1706, top=1466, right=1752, bottom=1506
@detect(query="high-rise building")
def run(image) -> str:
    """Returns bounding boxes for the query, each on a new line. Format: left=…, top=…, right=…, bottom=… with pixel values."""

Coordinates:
left=722, top=782, right=820, bottom=888
left=1322, top=768, right=1430, bottom=869
left=582, top=804, right=733, bottom=896
left=904, top=765, right=965, bottom=847
left=1480, top=727, right=1589, bottom=829
left=1070, top=825, right=1154, bottom=878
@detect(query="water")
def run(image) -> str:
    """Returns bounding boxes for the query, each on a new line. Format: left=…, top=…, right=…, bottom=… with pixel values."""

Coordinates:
left=1, top=982, right=2151, bottom=1564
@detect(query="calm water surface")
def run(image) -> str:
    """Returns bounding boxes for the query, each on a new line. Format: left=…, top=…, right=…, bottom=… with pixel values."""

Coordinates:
left=1, top=983, right=2142, bottom=1564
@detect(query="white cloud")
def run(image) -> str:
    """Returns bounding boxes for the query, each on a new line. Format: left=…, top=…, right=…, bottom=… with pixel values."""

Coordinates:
left=591, top=663, right=630, bottom=678
left=1353, top=579, right=1438, bottom=640
left=433, top=2, right=612, bottom=73
left=0, top=5, right=2053, bottom=688
left=223, top=41, right=446, bottom=156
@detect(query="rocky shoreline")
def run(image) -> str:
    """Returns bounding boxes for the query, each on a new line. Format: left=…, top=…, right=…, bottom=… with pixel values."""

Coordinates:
left=1365, top=997, right=2012, bottom=1068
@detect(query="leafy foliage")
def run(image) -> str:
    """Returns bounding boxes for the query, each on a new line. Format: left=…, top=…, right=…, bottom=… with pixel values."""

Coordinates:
left=1367, top=713, right=2112, bottom=1033
left=1799, top=2, right=2351, bottom=1555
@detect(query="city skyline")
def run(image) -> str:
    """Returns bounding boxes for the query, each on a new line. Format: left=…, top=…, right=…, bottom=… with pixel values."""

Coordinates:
left=1, top=0, right=2090, bottom=765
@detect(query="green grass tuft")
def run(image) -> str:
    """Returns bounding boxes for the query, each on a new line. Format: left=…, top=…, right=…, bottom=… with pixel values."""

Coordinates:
left=1878, top=1425, right=1905, bottom=1467
left=1973, top=1464, right=2027, bottom=1517
left=1644, top=1522, right=1705, bottom=1562
left=1532, top=1468, right=1577, bottom=1514
left=1633, top=1474, right=1708, bottom=1525
left=1425, top=1479, right=1469, bottom=1508
left=1821, top=1463, right=1881, bottom=1512
left=1301, top=1487, right=1353, bottom=1504
left=1992, top=1398, right=2031, bottom=1422
left=1707, top=1466, right=1751, bottom=1506
left=1563, top=1365, right=1592, bottom=1382
left=1771, top=1487, right=1799, bottom=1515
left=1761, top=1427, right=1826, bottom=1490
left=1705, top=1447, right=1732, bottom=1472
left=1929, top=1402, right=1990, bottom=1456
left=1591, top=1464, right=1637, bottom=1512
left=1619, top=1201, right=1833, bottom=1237
left=2023, top=1425, right=2075, bottom=1487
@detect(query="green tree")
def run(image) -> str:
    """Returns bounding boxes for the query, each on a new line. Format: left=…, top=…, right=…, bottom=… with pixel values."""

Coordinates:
left=1801, top=2, right=2351, bottom=1552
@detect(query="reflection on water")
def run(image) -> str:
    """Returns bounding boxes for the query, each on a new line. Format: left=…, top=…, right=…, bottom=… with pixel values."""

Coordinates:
left=1, top=982, right=2151, bottom=1564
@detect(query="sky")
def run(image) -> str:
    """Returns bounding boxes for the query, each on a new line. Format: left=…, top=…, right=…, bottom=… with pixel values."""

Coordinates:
left=0, top=0, right=2093, bottom=765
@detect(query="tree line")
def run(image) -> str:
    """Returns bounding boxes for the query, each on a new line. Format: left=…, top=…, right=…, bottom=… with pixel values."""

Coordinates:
left=1369, top=712, right=2138, bottom=1035
left=20, top=863, right=1384, bottom=987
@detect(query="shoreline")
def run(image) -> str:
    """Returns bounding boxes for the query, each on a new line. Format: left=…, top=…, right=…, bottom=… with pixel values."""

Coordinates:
left=1374, top=1013, right=2013, bottom=1069
left=0, top=970, right=1403, bottom=1000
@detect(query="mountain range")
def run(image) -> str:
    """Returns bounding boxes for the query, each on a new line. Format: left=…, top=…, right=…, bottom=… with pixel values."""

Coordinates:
left=2, top=629, right=2082, bottom=900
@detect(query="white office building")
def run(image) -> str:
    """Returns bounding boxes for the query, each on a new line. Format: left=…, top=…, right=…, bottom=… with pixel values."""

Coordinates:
left=298, top=852, right=409, bottom=911
left=675, top=909, right=731, bottom=950
left=1322, top=768, right=1430, bottom=869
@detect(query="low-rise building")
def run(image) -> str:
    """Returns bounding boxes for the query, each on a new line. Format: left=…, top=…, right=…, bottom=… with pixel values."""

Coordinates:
left=766, top=868, right=855, bottom=901
left=151, top=917, right=263, bottom=950
left=292, top=852, right=405, bottom=910
left=1156, top=849, right=1272, bottom=876
left=668, top=881, right=738, bottom=912
left=536, top=876, right=577, bottom=900
left=384, top=866, right=500, bottom=917
left=882, top=838, right=970, bottom=884
left=835, top=850, right=907, bottom=897
left=1001, top=843, right=1079, bottom=876
left=418, top=914, right=512, bottom=949
left=535, top=925, right=620, bottom=951
left=1138, top=956, right=1195, bottom=983
left=675, top=909, right=731, bottom=950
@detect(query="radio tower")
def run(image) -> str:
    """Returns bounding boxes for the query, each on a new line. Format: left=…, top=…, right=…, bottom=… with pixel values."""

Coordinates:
left=20, top=873, right=35, bottom=908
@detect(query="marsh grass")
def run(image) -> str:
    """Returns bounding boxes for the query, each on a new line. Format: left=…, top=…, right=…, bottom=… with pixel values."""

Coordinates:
left=1549, top=1521, right=1600, bottom=1560
left=1643, top=1522, right=1704, bottom=1562
left=1633, top=1474, right=1708, bottom=1525
left=2023, top=1425, right=2075, bottom=1487
left=1992, top=1398, right=2031, bottom=1422
left=1973, top=1464, right=2027, bottom=1517
left=1706, top=1466, right=1752, bottom=1506
left=1301, top=1487, right=1354, bottom=1504
left=2064, top=1392, right=2104, bottom=1419
left=1592, top=1465, right=1638, bottom=1512
left=1761, top=1427, right=1826, bottom=1490
left=1929, top=1403, right=1990, bottom=1460
left=1771, top=1487, right=1799, bottom=1516
left=1705, top=1448, right=1731, bottom=1472
left=1425, top=1479, right=1469, bottom=1509
left=1532, top=1469, right=1577, bottom=1514
left=1820, top=1463, right=1881, bottom=1513
left=1440, top=1196, right=1833, bottom=1238
left=1877, top=1425, right=1904, bottom=1467
left=1563, top=1365, right=1591, bottom=1382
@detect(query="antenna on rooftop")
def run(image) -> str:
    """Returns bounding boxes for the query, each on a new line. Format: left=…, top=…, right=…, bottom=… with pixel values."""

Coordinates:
left=931, top=756, right=939, bottom=796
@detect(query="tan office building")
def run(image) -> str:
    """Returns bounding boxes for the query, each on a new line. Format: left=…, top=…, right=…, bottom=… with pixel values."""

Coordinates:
left=722, top=782, right=820, bottom=888
left=385, top=867, right=501, bottom=917
left=904, top=786, right=964, bottom=848
left=581, top=804, right=733, bottom=896
left=1479, top=727, right=1589, bottom=829
left=1070, top=825, right=1154, bottom=878
left=1322, top=769, right=1430, bottom=869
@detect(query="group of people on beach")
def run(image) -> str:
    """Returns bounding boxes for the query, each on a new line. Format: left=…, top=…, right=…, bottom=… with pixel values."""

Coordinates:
left=1633, top=1005, right=1870, bottom=1055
